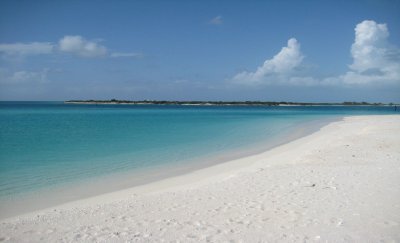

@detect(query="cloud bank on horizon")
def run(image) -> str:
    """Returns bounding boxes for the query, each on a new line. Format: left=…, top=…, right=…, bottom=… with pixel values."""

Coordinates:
left=232, top=20, right=400, bottom=86
left=0, top=35, right=141, bottom=85
left=0, top=35, right=137, bottom=59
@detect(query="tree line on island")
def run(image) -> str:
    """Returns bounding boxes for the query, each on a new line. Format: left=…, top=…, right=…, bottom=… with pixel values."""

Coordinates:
left=64, top=99, right=395, bottom=106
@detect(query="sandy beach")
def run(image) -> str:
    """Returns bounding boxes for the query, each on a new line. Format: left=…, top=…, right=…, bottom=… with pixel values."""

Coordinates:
left=0, top=115, right=399, bottom=242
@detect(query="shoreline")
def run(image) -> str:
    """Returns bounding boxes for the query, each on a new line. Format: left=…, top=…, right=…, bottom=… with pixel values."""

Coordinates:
left=1, top=115, right=399, bottom=242
left=0, top=116, right=339, bottom=219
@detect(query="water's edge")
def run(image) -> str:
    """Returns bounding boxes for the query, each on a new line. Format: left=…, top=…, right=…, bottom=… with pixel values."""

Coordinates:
left=0, top=115, right=341, bottom=219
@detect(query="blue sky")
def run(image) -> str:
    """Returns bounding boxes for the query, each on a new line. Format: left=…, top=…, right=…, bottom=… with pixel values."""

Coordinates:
left=0, top=0, right=399, bottom=102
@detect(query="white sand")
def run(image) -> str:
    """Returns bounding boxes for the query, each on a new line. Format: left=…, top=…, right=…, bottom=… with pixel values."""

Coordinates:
left=0, top=115, right=399, bottom=242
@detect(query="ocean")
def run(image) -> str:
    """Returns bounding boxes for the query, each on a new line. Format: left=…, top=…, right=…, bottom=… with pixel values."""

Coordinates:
left=0, top=101, right=398, bottom=215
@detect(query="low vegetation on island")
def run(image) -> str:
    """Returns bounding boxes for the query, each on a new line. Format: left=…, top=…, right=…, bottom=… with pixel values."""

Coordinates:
left=64, top=99, right=394, bottom=106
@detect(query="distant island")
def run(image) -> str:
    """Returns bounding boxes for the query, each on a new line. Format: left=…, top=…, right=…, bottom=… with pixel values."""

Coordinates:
left=65, top=99, right=395, bottom=106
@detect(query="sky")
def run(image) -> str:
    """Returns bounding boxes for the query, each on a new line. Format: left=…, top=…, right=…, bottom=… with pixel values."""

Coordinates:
left=0, top=0, right=399, bottom=102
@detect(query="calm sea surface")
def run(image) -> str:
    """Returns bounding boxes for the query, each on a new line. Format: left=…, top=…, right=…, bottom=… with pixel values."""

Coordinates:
left=0, top=102, right=398, bottom=200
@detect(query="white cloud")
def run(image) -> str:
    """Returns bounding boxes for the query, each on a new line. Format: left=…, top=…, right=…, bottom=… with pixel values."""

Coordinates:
left=350, top=20, right=388, bottom=72
left=232, top=20, right=400, bottom=86
left=0, top=42, right=54, bottom=56
left=232, top=38, right=306, bottom=85
left=110, top=52, right=142, bottom=58
left=0, top=36, right=141, bottom=60
left=58, top=35, right=107, bottom=57
left=341, top=20, right=400, bottom=85
left=209, top=16, right=223, bottom=25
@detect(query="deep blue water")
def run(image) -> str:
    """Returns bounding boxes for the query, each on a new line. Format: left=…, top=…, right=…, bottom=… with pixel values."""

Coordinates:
left=0, top=102, right=398, bottom=199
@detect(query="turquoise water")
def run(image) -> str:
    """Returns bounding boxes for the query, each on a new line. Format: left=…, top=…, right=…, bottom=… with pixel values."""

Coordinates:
left=0, top=102, right=398, bottom=200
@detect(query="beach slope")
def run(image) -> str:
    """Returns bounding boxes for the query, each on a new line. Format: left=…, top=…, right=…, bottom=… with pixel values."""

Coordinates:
left=1, top=115, right=399, bottom=242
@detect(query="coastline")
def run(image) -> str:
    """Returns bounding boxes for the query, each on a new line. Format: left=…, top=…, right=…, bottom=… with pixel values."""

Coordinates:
left=62, top=98, right=398, bottom=106
left=1, top=115, right=399, bottom=242
left=0, top=116, right=338, bottom=219
left=64, top=100, right=395, bottom=106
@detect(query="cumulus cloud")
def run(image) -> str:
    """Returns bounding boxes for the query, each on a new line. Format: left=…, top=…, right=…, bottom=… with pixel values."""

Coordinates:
left=209, top=16, right=223, bottom=25
left=0, top=42, right=54, bottom=56
left=232, top=20, right=399, bottom=86
left=350, top=20, right=389, bottom=72
left=232, top=38, right=306, bottom=85
left=340, top=20, right=400, bottom=85
left=58, top=35, right=107, bottom=57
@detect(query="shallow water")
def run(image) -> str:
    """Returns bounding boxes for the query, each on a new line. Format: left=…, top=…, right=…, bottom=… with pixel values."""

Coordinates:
left=0, top=102, right=398, bottom=201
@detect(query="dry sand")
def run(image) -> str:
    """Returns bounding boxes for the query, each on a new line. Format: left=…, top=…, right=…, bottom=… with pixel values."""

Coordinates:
left=0, top=115, right=399, bottom=242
